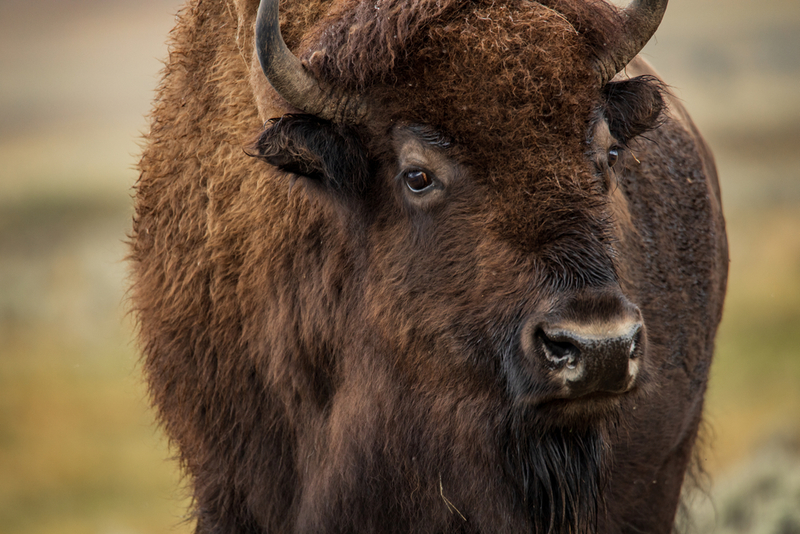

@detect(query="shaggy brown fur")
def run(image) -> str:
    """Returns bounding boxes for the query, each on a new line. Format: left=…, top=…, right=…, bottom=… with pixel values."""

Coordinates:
left=130, top=0, right=728, bottom=532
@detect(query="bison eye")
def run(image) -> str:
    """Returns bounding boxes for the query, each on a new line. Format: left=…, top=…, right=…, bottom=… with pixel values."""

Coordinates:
left=404, top=169, right=435, bottom=193
left=607, top=147, right=621, bottom=168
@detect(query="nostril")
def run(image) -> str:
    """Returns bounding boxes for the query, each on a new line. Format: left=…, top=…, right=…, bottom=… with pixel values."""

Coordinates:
left=537, top=329, right=581, bottom=369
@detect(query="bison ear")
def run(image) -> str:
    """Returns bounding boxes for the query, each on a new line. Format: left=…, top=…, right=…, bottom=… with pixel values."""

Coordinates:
left=602, top=75, right=666, bottom=144
left=251, top=114, right=370, bottom=195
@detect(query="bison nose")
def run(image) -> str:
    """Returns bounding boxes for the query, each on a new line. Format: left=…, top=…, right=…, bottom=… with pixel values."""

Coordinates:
left=532, top=315, right=644, bottom=398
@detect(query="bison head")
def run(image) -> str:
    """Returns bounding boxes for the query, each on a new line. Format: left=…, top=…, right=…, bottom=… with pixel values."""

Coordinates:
left=252, top=0, right=667, bottom=413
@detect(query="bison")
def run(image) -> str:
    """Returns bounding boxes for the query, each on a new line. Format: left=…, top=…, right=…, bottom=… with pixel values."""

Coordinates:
left=130, top=0, right=728, bottom=532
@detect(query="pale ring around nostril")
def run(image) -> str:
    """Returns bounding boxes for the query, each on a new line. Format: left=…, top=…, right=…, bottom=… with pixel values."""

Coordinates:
left=536, top=329, right=581, bottom=368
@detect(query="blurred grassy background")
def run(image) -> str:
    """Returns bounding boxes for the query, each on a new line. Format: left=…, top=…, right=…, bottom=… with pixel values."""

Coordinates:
left=0, top=0, right=798, bottom=533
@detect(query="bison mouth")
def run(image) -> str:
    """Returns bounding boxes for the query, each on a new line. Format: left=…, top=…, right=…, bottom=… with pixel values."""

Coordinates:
left=537, top=386, right=637, bottom=411
left=502, top=389, right=637, bottom=453
left=504, top=347, right=642, bottom=409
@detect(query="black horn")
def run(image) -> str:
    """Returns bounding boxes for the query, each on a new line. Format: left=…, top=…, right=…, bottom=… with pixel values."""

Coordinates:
left=594, top=0, right=668, bottom=85
left=255, top=0, right=369, bottom=123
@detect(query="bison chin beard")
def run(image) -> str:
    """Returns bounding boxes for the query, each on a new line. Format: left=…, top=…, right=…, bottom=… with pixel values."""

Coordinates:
left=502, top=411, right=615, bottom=534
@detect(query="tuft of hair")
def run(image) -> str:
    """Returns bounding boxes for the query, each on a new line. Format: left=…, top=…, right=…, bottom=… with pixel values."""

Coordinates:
left=251, top=114, right=371, bottom=196
left=503, top=415, right=613, bottom=534
left=602, top=75, right=668, bottom=144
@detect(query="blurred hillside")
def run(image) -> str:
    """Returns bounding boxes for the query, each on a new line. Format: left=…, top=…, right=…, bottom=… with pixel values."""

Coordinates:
left=0, top=2, right=190, bottom=533
left=1, top=0, right=798, bottom=533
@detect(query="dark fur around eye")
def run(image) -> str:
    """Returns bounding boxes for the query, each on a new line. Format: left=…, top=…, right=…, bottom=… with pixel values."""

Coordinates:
left=250, top=114, right=370, bottom=195
left=602, top=76, right=667, bottom=144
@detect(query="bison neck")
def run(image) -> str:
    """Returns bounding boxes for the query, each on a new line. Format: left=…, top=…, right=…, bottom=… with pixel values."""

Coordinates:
left=502, top=418, right=612, bottom=534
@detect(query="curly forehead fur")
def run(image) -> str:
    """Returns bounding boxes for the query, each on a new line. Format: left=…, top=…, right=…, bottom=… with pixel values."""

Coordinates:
left=299, top=0, right=620, bottom=146
left=299, top=0, right=621, bottom=88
